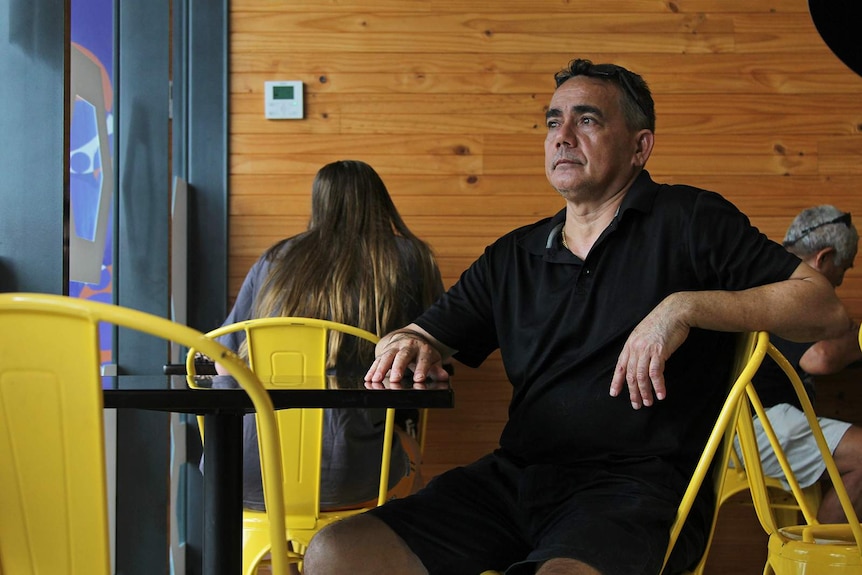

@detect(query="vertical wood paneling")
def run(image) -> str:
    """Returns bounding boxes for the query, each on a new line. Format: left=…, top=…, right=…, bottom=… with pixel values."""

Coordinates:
left=229, top=2, right=862, bottom=570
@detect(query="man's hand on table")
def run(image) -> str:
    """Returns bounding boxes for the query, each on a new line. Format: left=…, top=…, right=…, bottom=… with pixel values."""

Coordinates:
left=365, top=329, right=451, bottom=390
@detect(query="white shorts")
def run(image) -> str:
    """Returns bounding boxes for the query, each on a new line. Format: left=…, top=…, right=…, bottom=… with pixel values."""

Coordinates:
left=750, top=403, right=852, bottom=490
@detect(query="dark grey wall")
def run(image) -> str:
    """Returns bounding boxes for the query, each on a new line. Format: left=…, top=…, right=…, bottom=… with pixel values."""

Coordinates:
left=114, top=2, right=173, bottom=573
left=177, top=4, right=230, bottom=572
left=186, top=0, right=229, bottom=332
left=1, top=1, right=229, bottom=572
left=0, top=0, right=68, bottom=295
left=113, top=0, right=230, bottom=570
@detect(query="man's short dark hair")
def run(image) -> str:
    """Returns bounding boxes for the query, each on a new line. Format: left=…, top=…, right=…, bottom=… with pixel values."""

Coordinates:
left=554, top=58, right=656, bottom=132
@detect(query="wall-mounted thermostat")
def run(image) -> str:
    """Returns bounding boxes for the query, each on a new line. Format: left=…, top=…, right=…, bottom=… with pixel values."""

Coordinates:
left=265, top=81, right=304, bottom=119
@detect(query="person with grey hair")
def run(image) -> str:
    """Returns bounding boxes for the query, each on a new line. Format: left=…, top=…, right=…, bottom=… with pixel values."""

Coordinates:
left=753, top=204, right=862, bottom=523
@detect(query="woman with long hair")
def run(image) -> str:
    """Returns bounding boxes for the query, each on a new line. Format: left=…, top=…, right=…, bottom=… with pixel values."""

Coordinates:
left=215, top=159, right=444, bottom=510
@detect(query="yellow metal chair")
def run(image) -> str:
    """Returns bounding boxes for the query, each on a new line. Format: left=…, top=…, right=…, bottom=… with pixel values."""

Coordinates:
left=418, top=408, right=430, bottom=454
left=0, top=293, right=291, bottom=575
left=660, top=331, right=771, bottom=574
left=704, top=343, right=827, bottom=571
left=735, top=340, right=862, bottom=574
left=187, top=317, right=397, bottom=575
left=688, top=339, right=820, bottom=575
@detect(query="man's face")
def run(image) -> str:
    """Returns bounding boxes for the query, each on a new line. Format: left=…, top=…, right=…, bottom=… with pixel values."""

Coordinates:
left=544, top=76, right=647, bottom=202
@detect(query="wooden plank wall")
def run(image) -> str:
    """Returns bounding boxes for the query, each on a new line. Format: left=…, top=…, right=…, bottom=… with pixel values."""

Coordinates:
left=228, top=1, right=862, bottom=572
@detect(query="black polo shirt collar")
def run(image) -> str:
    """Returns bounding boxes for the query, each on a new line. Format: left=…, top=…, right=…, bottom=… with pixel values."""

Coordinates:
left=520, top=170, right=660, bottom=259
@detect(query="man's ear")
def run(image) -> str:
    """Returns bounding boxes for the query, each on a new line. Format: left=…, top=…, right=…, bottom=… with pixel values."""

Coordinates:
left=633, top=129, right=654, bottom=167
left=813, top=246, right=836, bottom=271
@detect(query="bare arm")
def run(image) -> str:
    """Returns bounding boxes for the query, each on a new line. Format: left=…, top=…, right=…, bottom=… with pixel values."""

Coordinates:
left=364, top=323, right=455, bottom=389
left=610, top=262, right=851, bottom=409
left=799, top=320, right=862, bottom=375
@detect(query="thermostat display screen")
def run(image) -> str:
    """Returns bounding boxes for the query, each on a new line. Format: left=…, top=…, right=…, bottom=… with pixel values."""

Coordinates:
left=273, top=86, right=295, bottom=100
left=265, top=80, right=304, bottom=119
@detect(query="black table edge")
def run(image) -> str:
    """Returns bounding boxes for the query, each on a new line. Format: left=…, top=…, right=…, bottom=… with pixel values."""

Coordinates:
left=103, top=387, right=454, bottom=412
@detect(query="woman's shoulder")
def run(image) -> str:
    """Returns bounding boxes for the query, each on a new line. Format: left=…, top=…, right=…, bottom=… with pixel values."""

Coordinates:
left=256, top=234, right=309, bottom=266
left=265, top=234, right=305, bottom=257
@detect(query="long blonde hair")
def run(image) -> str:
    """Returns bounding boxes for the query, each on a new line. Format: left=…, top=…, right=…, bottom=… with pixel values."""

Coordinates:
left=252, top=160, right=442, bottom=369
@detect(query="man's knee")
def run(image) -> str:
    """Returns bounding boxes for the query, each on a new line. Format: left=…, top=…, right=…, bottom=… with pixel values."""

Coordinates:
left=304, top=514, right=425, bottom=574
left=833, top=425, right=862, bottom=473
left=536, top=558, right=603, bottom=575
left=305, top=515, right=369, bottom=565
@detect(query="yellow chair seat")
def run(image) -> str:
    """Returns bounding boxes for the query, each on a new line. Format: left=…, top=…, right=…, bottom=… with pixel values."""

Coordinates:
left=768, top=525, right=862, bottom=573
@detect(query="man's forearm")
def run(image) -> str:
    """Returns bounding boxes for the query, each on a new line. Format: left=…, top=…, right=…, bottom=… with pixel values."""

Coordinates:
left=800, top=321, right=862, bottom=375
left=672, top=270, right=849, bottom=342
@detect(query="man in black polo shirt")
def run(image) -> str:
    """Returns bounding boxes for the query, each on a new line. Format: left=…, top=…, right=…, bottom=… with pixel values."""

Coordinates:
left=753, top=204, right=862, bottom=523
left=304, top=59, right=849, bottom=575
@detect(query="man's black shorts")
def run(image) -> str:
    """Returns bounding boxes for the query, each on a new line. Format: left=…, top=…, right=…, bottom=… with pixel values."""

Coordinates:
left=367, top=450, right=711, bottom=575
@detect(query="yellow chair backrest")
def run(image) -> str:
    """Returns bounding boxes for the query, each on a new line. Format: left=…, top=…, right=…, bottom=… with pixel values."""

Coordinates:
left=187, top=317, right=394, bottom=575
left=237, top=319, right=330, bottom=528
left=0, top=295, right=112, bottom=574
left=0, top=293, right=291, bottom=575
left=694, top=338, right=825, bottom=575
left=736, top=340, right=862, bottom=573
left=662, top=331, right=770, bottom=574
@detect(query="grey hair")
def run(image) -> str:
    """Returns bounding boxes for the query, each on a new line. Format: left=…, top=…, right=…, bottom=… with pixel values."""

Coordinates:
left=783, top=205, right=858, bottom=267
